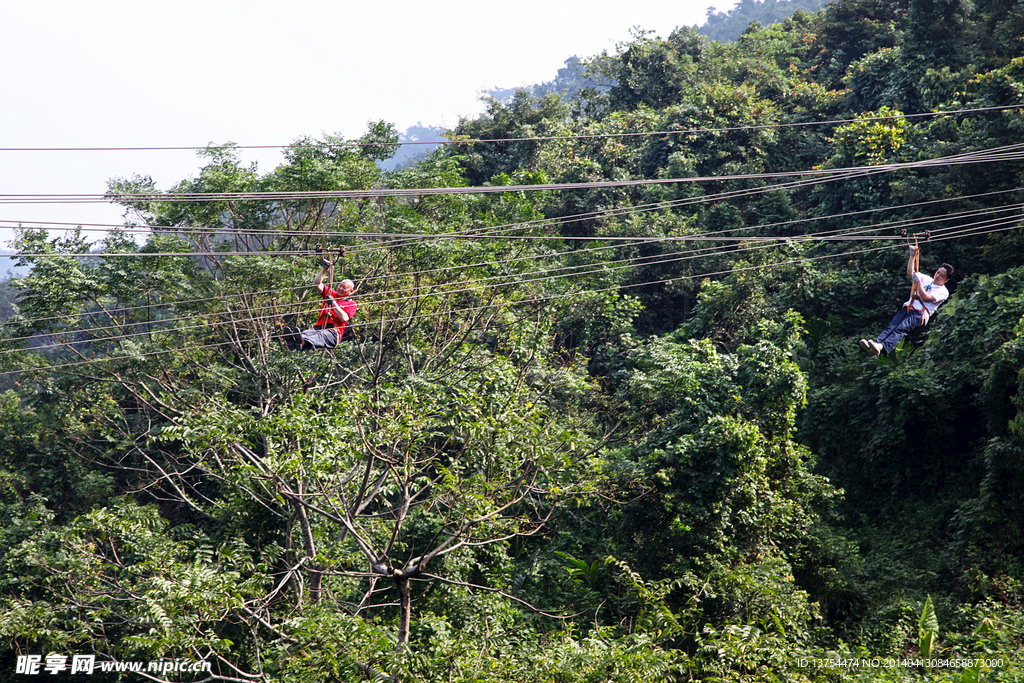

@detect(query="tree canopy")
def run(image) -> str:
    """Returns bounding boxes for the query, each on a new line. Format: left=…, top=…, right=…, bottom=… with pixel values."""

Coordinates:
left=2, top=2, right=1024, bottom=681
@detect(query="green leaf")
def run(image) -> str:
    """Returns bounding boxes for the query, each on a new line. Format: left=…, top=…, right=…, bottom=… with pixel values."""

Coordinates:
left=918, top=595, right=938, bottom=659
left=960, top=662, right=982, bottom=683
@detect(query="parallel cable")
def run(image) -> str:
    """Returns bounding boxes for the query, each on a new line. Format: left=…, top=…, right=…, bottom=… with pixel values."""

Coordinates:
left=3, top=194, right=1019, bottom=335
left=0, top=104, right=1020, bottom=153
left=7, top=153, right=1024, bottom=260
left=7, top=141, right=1024, bottom=205
left=5, top=154, right=1020, bottom=261
left=4, top=209, right=1018, bottom=357
left=4, top=219, right=1017, bottom=379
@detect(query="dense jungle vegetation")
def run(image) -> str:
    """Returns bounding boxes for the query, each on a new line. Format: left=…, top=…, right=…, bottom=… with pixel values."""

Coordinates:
left=3, top=0, right=1024, bottom=680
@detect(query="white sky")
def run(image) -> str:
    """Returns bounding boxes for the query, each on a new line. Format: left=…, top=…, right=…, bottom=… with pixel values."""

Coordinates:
left=1, top=0, right=724, bottom=248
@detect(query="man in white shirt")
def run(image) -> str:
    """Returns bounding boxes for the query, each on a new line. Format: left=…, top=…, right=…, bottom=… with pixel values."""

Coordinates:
left=860, top=246, right=953, bottom=356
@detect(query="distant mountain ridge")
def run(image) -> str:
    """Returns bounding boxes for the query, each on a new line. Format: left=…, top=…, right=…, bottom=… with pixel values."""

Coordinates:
left=486, top=0, right=827, bottom=105
left=0, top=251, right=28, bottom=279
left=699, top=0, right=826, bottom=42
left=377, top=124, right=448, bottom=172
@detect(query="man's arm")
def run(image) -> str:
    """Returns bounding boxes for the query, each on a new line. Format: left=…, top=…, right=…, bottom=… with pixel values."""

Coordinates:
left=323, top=292, right=350, bottom=322
left=906, top=246, right=917, bottom=278
left=313, top=263, right=330, bottom=294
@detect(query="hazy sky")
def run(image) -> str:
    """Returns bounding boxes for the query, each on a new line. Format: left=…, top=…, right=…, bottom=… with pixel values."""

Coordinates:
left=1, top=0, right=723, bottom=246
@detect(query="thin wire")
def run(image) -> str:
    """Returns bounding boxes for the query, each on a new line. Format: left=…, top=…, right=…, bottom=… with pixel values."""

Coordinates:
left=9, top=150, right=1024, bottom=261
left=22, top=217, right=1023, bottom=371
left=3, top=220, right=1015, bottom=378
left=5, top=210, right=1016, bottom=356
left=4, top=151, right=1018, bottom=315
left=354, top=140, right=1024, bottom=252
left=6, top=156, right=1019, bottom=264
left=336, top=159, right=1015, bottom=255
left=8, top=141, right=1024, bottom=204
left=4, top=194, right=1019, bottom=335
left=8, top=181, right=1018, bottom=242
left=0, top=232, right=925, bottom=259
left=0, top=103, right=1020, bottom=152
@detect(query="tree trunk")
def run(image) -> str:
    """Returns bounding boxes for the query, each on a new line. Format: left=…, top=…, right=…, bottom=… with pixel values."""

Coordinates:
left=395, top=575, right=411, bottom=647
left=293, top=482, right=323, bottom=604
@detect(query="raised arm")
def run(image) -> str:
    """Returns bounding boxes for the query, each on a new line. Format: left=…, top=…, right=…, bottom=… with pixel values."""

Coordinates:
left=906, top=245, right=918, bottom=279
left=313, top=260, right=331, bottom=294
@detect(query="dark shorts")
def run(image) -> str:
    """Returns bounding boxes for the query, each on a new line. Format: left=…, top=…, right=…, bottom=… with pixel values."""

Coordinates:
left=300, top=326, right=339, bottom=350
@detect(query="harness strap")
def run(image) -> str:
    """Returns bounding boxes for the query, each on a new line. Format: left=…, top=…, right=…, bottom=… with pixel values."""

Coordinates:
left=904, top=237, right=928, bottom=323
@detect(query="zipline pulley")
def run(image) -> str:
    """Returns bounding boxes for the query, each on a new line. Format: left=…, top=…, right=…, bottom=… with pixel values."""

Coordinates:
left=314, top=243, right=349, bottom=293
left=899, top=229, right=931, bottom=241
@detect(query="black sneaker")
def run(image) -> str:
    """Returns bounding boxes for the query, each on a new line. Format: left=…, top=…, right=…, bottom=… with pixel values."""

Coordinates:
left=280, top=326, right=297, bottom=351
left=287, top=326, right=303, bottom=350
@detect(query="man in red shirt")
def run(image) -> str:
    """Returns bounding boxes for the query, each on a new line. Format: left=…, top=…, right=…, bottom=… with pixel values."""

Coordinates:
left=283, top=263, right=357, bottom=351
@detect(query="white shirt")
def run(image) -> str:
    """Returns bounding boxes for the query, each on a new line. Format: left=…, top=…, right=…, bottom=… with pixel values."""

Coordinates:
left=904, top=272, right=948, bottom=320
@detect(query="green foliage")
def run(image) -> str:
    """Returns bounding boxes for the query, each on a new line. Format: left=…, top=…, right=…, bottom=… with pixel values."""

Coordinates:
left=813, top=0, right=908, bottom=87
left=829, top=106, right=909, bottom=165
left=5, top=7, right=1024, bottom=680
left=919, top=595, right=939, bottom=661
left=450, top=91, right=569, bottom=186
left=606, top=30, right=705, bottom=110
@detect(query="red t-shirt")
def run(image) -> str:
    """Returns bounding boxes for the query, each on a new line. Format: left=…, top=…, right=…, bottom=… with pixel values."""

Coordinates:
left=315, top=287, right=357, bottom=339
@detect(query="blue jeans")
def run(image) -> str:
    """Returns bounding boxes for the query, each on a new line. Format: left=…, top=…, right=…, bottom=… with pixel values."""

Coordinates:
left=875, top=308, right=924, bottom=355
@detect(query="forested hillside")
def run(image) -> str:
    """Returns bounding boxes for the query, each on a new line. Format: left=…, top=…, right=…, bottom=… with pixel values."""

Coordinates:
left=2, top=0, right=1024, bottom=680
left=700, top=0, right=828, bottom=42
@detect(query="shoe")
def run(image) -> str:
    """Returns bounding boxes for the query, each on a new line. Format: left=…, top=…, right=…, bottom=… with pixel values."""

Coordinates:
left=281, top=326, right=302, bottom=351
left=859, top=339, right=883, bottom=356
left=287, top=326, right=303, bottom=350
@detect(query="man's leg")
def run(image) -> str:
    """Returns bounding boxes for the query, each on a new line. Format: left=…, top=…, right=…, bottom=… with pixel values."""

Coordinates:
left=875, top=309, right=923, bottom=355
left=299, top=327, right=339, bottom=351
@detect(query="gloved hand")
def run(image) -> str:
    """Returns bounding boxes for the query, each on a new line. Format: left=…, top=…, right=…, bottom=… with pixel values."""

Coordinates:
left=320, top=257, right=332, bottom=269
left=908, top=244, right=918, bottom=252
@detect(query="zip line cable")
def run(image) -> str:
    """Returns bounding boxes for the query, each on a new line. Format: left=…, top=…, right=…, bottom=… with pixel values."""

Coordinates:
left=2, top=219, right=1015, bottom=379
left=3, top=168, right=859, bottom=240
left=4, top=148, right=1019, bottom=332
left=1, top=104, right=1021, bottom=153
left=6, top=145, right=1021, bottom=258
left=8, top=141, right=1024, bottom=205
left=348, top=161, right=901, bottom=253
left=336, top=140, right=1024, bottom=252
left=349, top=151, right=1024, bottom=253
left=12, top=215, right=1020, bottom=368
left=267, top=163, right=894, bottom=255
left=3, top=193, right=1020, bottom=336
left=5, top=187, right=1018, bottom=338
left=9, top=145, right=1024, bottom=261
left=2, top=166, right=877, bottom=248
left=4, top=210, right=1018, bottom=357
left=0, top=238, right=920, bottom=375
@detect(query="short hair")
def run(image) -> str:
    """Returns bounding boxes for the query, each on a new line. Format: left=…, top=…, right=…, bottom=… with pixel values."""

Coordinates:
left=940, top=263, right=954, bottom=280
